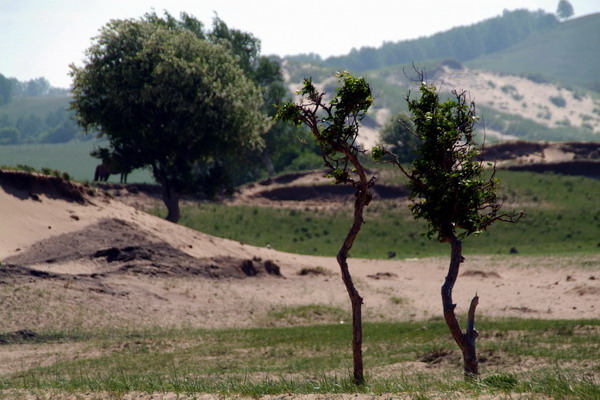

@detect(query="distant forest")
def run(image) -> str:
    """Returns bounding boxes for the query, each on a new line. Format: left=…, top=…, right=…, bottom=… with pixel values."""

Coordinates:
left=0, top=75, right=82, bottom=145
left=291, top=9, right=559, bottom=72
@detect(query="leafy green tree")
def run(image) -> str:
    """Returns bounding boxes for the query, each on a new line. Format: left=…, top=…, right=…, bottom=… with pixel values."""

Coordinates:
left=110, top=11, right=301, bottom=190
left=379, top=111, right=418, bottom=162
left=277, top=72, right=375, bottom=384
left=374, top=81, right=522, bottom=378
left=70, top=18, right=268, bottom=222
left=557, top=0, right=574, bottom=19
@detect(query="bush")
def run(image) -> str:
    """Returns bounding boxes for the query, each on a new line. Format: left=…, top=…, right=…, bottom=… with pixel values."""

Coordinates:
left=16, top=164, right=36, bottom=173
left=549, top=95, right=567, bottom=107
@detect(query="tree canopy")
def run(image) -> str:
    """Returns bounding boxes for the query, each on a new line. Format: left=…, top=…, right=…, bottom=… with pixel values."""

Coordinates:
left=70, top=17, right=269, bottom=222
left=120, top=11, right=314, bottom=189
left=557, top=0, right=574, bottom=20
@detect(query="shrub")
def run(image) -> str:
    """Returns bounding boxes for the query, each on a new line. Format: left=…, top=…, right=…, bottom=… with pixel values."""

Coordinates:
left=549, top=95, right=567, bottom=107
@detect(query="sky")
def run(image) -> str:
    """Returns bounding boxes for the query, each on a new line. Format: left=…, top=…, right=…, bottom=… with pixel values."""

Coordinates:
left=1, top=0, right=598, bottom=88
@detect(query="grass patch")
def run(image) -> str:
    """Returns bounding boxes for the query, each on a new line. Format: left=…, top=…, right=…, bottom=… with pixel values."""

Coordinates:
left=160, top=170, right=600, bottom=259
left=1, top=319, right=598, bottom=397
left=0, top=140, right=153, bottom=183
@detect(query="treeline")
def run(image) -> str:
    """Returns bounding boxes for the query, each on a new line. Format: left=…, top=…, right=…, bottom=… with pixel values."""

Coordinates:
left=0, top=75, right=67, bottom=105
left=0, top=74, right=80, bottom=145
left=293, top=9, right=558, bottom=72
left=0, top=105, right=86, bottom=145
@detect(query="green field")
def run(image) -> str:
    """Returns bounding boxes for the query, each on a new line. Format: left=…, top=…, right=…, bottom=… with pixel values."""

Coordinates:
left=152, top=170, right=600, bottom=259
left=1, top=319, right=598, bottom=398
left=0, top=141, right=153, bottom=183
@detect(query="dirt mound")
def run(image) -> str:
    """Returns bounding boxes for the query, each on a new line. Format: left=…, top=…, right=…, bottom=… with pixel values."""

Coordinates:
left=0, top=170, right=91, bottom=203
left=2, top=218, right=282, bottom=280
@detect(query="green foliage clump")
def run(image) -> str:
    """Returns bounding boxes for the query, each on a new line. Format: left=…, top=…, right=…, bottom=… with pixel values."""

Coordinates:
left=549, top=95, right=567, bottom=107
left=379, top=112, right=418, bottom=163
left=404, top=83, right=515, bottom=240
left=557, top=0, right=574, bottom=19
left=277, top=72, right=373, bottom=185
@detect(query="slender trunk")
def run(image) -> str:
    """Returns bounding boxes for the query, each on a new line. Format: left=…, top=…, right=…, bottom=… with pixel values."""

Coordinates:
left=441, top=234, right=479, bottom=378
left=335, top=152, right=371, bottom=385
left=336, top=246, right=364, bottom=385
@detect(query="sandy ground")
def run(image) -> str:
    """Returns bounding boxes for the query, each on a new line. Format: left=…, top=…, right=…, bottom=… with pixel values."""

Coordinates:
left=1, top=173, right=598, bottom=337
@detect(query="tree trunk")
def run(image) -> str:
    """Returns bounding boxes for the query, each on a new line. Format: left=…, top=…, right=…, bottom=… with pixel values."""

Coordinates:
left=441, top=234, right=480, bottom=378
left=336, top=250, right=364, bottom=384
left=335, top=153, right=372, bottom=385
left=162, top=183, right=180, bottom=223
left=152, top=163, right=181, bottom=223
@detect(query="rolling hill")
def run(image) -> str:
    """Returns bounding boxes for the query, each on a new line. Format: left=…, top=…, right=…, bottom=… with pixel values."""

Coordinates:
left=282, top=11, right=600, bottom=145
left=467, top=13, right=600, bottom=90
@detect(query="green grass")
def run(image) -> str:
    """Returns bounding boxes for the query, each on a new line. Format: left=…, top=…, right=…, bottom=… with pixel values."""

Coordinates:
left=158, top=170, right=600, bottom=259
left=1, top=319, right=598, bottom=397
left=0, top=140, right=153, bottom=183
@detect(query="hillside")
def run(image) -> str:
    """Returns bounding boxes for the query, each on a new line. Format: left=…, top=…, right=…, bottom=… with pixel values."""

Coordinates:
left=318, top=9, right=560, bottom=73
left=282, top=60, right=600, bottom=146
left=467, top=13, right=600, bottom=89
left=282, top=11, right=600, bottom=145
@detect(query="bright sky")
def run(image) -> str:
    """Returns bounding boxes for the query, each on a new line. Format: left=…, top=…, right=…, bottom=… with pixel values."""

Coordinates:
left=1, top=0, right=598, bottom=88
